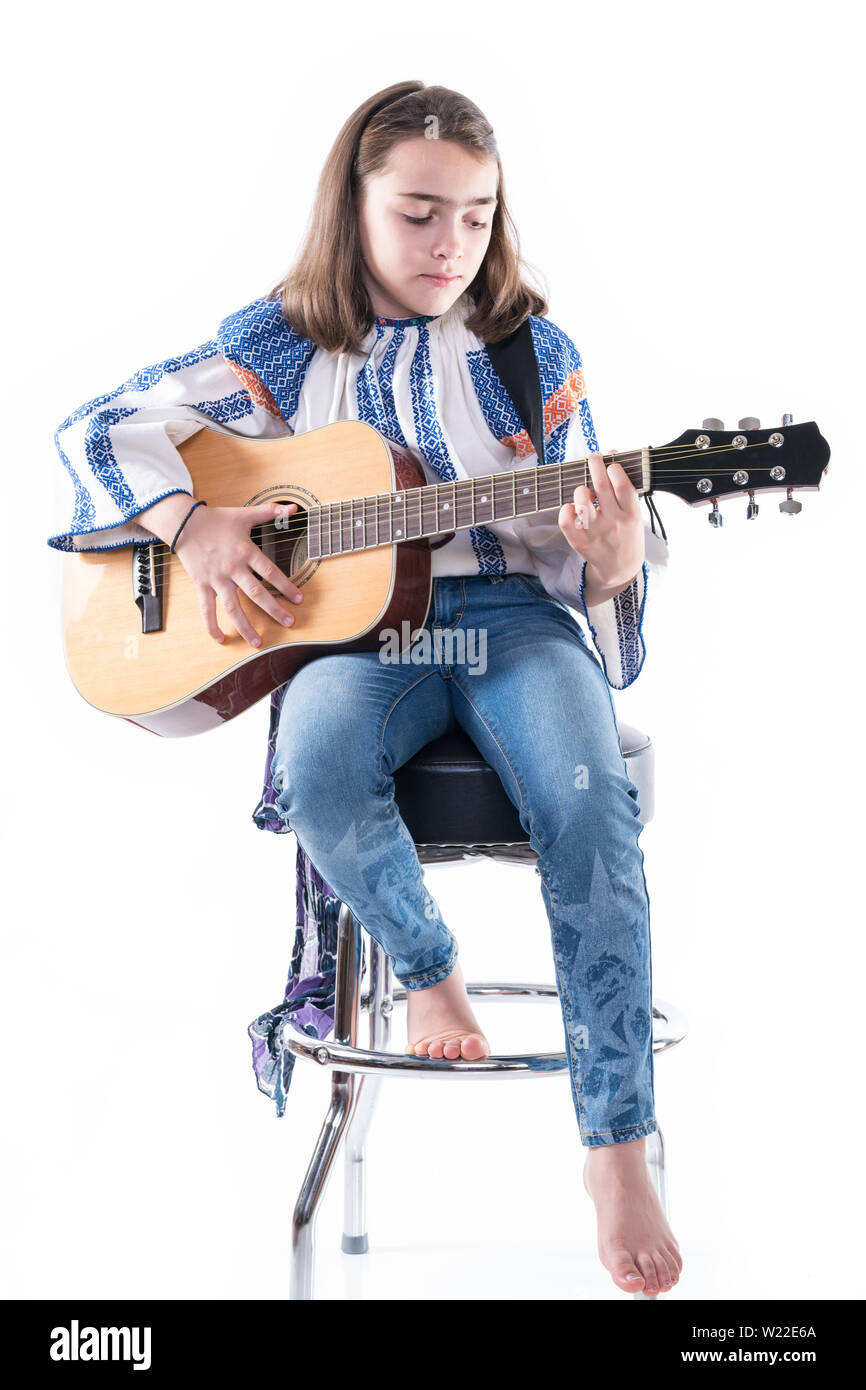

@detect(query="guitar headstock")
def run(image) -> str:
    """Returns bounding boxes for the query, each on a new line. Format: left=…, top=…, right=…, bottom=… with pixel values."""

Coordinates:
left=649, top=416, right=830, bottom=525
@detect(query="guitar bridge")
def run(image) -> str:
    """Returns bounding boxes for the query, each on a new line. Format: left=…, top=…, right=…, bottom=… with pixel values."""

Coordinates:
left=132, top=542, right=164, bottom=633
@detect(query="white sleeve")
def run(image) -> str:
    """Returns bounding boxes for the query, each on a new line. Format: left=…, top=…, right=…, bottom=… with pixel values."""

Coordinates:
left=47, top=337, right=290, bottom=553
left=520, top=398, right=671, bottom=690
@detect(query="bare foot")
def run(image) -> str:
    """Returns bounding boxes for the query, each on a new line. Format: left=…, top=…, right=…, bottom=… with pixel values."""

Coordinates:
left=404, top=956, right=490, bottom=1061
left=582, top=1137, right=683, bottom=1297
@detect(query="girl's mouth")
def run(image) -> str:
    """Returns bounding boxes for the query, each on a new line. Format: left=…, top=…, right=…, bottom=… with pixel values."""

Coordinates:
left=421, top=274, right=460, bottom=286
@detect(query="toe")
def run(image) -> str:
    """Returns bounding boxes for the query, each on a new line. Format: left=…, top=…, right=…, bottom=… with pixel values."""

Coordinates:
left=442, top=1039, right=462, bottom=1060
left=461, top=1033, right=489, bottom=1060
left=609, top=1250, right=645, bottom=1292
left=428, top=1039, right=447, bottom=1059
left=654, top=1250, right=675, bottom=1292
left=636, top=1252, right=660, bottom=1297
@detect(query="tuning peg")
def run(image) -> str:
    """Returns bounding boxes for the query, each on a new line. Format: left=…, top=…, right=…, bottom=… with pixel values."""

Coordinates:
left=702, top=418, right=724, bottom=430
left=738, top=417, right=761, bottom=430
left=779, top=488, right=802, bottom=515
left=746, top=491, right=759, bottom=520
left=708, top=499, right=723, bottom=527
left=781, top=413, right=793, bottom=425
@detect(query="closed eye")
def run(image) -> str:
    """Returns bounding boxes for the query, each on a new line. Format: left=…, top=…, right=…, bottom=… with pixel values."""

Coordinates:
left=403, top=215, right=487, bottom=229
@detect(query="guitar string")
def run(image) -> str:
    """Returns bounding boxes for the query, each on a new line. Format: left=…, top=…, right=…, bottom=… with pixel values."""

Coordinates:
left=133, top=441, right=808, bottom=575
left=140, top=485, right=806, bottom=574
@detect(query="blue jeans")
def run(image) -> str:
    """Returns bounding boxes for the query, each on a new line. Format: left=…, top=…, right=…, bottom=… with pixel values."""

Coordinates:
left=270, top=574, right=657, bottom=1147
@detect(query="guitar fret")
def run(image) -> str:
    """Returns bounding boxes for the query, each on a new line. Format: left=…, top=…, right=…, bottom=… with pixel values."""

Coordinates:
left=308, top=451, right=648, bottom=560
left=441, top=479, right=454, bottom=528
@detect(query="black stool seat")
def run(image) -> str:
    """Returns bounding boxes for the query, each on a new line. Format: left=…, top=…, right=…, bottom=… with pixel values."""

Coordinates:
left=393, top=723, right=653, bottom=862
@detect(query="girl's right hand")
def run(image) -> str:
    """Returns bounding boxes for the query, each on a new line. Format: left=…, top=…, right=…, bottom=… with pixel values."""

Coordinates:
left=173, top=501, right=303, bottom=648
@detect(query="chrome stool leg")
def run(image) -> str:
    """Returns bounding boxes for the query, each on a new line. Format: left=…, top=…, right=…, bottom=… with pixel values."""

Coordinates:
left=645, top=1124, right=668, bottom=1215
left=341, top=936, right=392, bottom=1254
left=289, top=903, right=364, bottom=1301
left=285, top=917, right=686, bottom=1300
left=631, top=1112, right=671, bottom=1301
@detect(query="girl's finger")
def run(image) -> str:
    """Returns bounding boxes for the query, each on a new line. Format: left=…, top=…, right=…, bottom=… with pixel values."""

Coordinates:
left=197, top=585, right=225, bottom=644
left=587, top=452, right=616, bottom=507
left=247, top=501, right=297, bottom=525
left=606, top=460, right=641, bottom=512
left=573, top=483, right=599, bottom=524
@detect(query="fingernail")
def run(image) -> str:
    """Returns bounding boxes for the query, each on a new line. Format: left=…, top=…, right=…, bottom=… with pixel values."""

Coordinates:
left=292, top=593, right=303, bottom=603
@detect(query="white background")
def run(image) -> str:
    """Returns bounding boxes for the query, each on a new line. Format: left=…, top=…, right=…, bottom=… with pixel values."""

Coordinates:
left=3, top=0, right=862, bottom=1301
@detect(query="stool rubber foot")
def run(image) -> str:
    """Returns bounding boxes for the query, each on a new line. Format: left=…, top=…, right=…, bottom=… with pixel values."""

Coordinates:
left=341, top=1232, right=369, bottom=1255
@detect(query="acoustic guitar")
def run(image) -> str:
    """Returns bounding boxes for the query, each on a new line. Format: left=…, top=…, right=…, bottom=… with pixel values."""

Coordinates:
left=60, top=416, right=830, bottom=736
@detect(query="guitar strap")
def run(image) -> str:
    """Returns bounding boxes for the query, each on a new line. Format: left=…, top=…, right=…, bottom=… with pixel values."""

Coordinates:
left=428, top=316, right=546, bottom=550
left=485, top=316, right=547, bottom=468
left=485, top=319, right=669, bottom=542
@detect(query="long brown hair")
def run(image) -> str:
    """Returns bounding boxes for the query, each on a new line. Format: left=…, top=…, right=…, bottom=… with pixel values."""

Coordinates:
left=265, top=81, right=547, bottom=355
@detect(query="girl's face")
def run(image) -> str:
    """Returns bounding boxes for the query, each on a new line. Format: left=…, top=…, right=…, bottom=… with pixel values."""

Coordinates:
left=356, top=136, right=498, bottom=322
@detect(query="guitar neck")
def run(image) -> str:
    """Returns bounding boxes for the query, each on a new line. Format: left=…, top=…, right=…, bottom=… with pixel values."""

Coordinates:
left=306, top=450, right=650, bottom=559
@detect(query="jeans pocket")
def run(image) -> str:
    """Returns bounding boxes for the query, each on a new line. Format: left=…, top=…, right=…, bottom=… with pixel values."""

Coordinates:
left=512, top=574, right=562, bottom=606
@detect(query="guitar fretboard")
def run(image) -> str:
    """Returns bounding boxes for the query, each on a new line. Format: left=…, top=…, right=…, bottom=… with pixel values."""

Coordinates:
left=307, top=451, right=650, bottom=558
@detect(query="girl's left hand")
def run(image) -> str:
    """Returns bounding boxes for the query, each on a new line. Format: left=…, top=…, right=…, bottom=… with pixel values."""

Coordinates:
left=558, top=450, right=645, bottom=589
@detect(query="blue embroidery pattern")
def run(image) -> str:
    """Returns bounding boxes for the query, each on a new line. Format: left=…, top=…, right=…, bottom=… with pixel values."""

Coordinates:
left=526, top=317, right=600, bottom=457
left=82, top=405, right=142, bottom=520
left=545, top=415, right=571, bottom=465
left=466, top=346, right=525, bottom=444
left=49, top=340, right=250, bottom=550
left=374, top=313, right=437, bottom=326
left=612, top=562, right=649, bottom=688
left=467, top=319, right=600, bottom=464
left=579, top=396, right=599, bottom=454
left=528, top=315, right=580, bottom=404
left=409, top=323, right=506, bottom=575
left=217, top=296, right=317, bottom=426
left=355, top=322, right=396, bottom=440
left=578, top=560, right=649, bottom=691
left=372, top=324, right=410, bottom=448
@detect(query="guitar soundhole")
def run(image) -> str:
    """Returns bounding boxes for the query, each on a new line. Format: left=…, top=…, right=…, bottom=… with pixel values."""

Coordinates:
left=252, top=501, right=309, bottom=591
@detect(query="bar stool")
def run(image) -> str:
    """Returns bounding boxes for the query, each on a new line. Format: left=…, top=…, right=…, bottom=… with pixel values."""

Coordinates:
left=281, top=721, right=687, bottom=1300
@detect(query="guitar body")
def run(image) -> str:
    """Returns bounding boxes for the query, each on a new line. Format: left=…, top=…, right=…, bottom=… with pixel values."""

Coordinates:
left=59, top=411, right=831, bottom=737
left=61, top=421, right=434, bottom=736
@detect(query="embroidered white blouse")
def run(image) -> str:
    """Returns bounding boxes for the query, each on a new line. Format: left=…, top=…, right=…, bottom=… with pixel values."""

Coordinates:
left=47, top=290, right=668, bottom=690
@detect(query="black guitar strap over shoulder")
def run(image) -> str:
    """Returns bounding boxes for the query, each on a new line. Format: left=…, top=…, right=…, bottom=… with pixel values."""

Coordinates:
left=487, top=319, right=668, bottom=542
left=429, top=315, right=546, bottom=551
left=484, top=316, right=547, bottom=468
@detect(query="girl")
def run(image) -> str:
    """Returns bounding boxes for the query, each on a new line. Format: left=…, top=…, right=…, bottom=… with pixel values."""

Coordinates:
left=49, top=81, right=680, bottom=1297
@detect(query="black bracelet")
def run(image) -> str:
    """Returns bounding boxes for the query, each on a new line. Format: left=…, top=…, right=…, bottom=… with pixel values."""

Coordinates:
left=170, top=499, right=207, bottom=554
